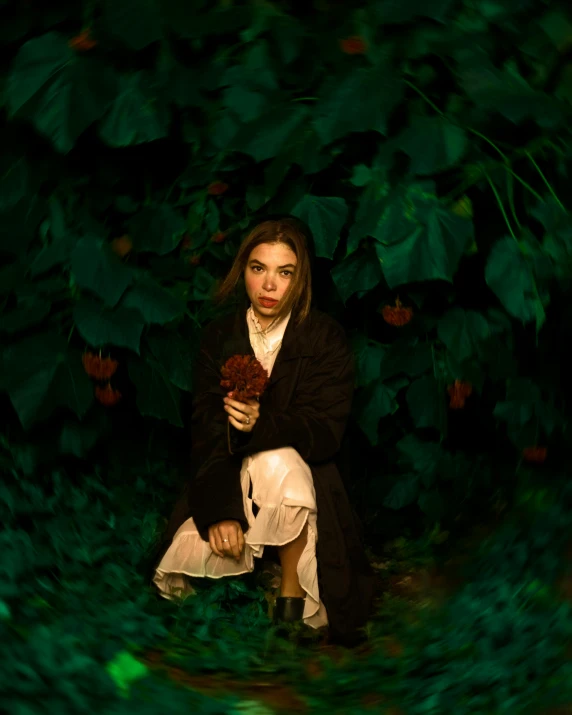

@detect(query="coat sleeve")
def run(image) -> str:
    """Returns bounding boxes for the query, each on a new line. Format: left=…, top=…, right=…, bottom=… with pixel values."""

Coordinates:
left=230, top=319, right=355, bottom=465
left=187, top=325, right=249, bottom=542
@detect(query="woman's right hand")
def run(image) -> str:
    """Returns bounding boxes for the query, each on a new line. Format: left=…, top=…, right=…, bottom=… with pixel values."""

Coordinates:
left=208, top=519, right=245, bottom=562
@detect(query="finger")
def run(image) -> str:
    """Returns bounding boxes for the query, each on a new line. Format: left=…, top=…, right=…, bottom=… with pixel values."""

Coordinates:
left=228, top=529, right=241, bottom=561
left=228, top=414, right=244, bottom=431
left=225, top=403, right=247, bottom=422
left=214, top=530, right=227, bottom=558
left=237, top=528, right=245, bottom=556
left=209, top=530, right=223, bottom=558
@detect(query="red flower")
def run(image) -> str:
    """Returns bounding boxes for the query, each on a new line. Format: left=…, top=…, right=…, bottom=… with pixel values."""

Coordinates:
left=180, top=233, right=192, bottom=250
left=340, top=35, right=368, bottom=55
left=523, top=446, right=547, bottom=463
left=94, top=383, right=122, bottom=406
left=111, top=235, right=132, bottom=257
left=447, top=380, right=473, bottom=409
left=381, top=298, right=413, bottom=326
left=82, top=351, right=118, bottom=380
left=210, top=231, right=226, bottom=244
left=188, top=254, right=201, bottom=266
left=68, top=28, right=97, bottom=51
left=207, top=181, right=229, bottom=196
left=220, top=355, right=269, bottom=402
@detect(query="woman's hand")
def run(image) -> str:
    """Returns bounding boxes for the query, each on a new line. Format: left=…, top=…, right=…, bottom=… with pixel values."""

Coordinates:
left=223, top=391, right=260, bottom=432
left=208, top=519, right=245, bottom=561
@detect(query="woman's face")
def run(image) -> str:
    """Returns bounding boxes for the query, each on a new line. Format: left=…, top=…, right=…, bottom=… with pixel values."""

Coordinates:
left=244, top=242, right=297, bottom=328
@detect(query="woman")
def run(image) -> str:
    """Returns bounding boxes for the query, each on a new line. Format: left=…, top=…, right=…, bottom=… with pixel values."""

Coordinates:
left=150, top=217, right=375, bottom=647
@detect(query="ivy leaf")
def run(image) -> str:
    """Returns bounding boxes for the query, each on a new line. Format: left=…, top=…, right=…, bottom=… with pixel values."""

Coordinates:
left=105, top=650, right=149, bottom=695
left=437, top=307, right=511, bottom=363
left=101, top=0, right=163, bottom=51
left=460, top=62, right=563, bottom=127
left=354, top=376, right=408, bottom=445
left=485, top=237, right=547, bottom=329
left=372, top=0, right=455, bottom=23
left=406, top=375, right=447, bottom=432
left=99, top=72, right=170, bottom=147
left=383, top=474, right=420, bottom=510
left=145, top=330, right=195, bottom=392
left=350, top=334, right=385, bottom=387
left=71, top=236, right=134, bottom=307
left=379, top=340, right=433, bottom=380
left=291, top=195, right=348, bottom=260
left=7, top=32, right=116, bottom=153
left=396, top=116, right=467, bottom=175
left=373, top=186, right=474, bottom=288
left=127, top=355, right=183, bottom=428
left=128, top=204, right=186, bottom=256
left=73, top=299, right=145, bottom=353
left=0, top=333, right=93, bottom=430
left=314, top=66, right=404, bottom=144
left=120, top=278, right=185, bottom=324
left=345, top=176, right=391, bottom=257
left=331, top=247, right=383, bottom=304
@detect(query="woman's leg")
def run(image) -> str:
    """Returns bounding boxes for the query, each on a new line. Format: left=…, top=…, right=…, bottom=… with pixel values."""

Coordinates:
left=276, top=521, right=308, bottom=598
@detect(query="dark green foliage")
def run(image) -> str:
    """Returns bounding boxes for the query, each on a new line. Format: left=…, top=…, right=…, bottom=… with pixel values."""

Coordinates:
left=1, top=0, right=572, bottom=711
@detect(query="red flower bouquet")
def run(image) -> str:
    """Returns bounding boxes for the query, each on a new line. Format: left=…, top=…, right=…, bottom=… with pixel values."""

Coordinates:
left=220, top=355, right=269, bottom=452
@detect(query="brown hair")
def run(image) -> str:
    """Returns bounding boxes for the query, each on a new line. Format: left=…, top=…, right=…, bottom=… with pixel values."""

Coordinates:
left=214, top=218, right=313, bottom=331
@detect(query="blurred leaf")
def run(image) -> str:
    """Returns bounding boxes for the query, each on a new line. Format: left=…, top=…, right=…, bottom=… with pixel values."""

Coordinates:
left=291, top=195, right=348, bottom=260
left=397, top=116, right=467, bottom=175
left=71, top=236, right=134, bottom=307
left=73, top=299, right=145, bottom=353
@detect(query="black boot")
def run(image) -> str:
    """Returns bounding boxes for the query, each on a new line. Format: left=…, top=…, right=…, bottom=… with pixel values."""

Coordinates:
left=274, top=596, right=305, bottom=623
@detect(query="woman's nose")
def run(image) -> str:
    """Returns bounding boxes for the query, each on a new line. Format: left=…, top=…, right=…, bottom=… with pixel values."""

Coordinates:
left=263, top=277, right=276, bottom=290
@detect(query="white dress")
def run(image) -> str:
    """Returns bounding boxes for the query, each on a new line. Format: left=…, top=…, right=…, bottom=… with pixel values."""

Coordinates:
left=153, top=305, right=328, bottom=629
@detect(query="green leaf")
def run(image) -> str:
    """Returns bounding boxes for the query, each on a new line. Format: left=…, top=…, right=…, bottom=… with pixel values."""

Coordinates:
left=485, top=237, right=547, bottom=328
left=145, top=330, right=195, bottom=392
left=291, top=195, right=348, bottom=260
left=7, top=32, right=116, bottom=153
left=373, top=186, right=474, bottom=288
left=227, top=103, right=309, bottom=163
left=372, top=0, right=455, bottom=23
left=396, top=116, right=467, bottom=175
left=99, top=72, right=170, bottom=147
left=128, top=204, right=186, bottom=255
left=0, top=154, right=27, bottom=212
left=73, top=299, right=145, bottom=353
left=105, top=650, right=149, bottom=695
left=354, top=376, right=407, bottom=445
left=314, top=66, right=404, bottom=144
left=383, top=474, right=420, bottom=510
left=331, top=247, right=382, bottom=304
left=437, top=307, right=510, bottom=363
left=494, top=378, right=559, bottom=436
left=406, top=375, right=446, bottom=431
left=418, top=489, right=445, bottom=520
left=127, top=355, right=183, bottom=428
left=0, top=333, right=93, bottom=430
left=102, top=0, right=163, bottom=50
left=120, top=278, right=185, bottom=324
left=0, top=302, right=51, bottom=334
left=345, top=177, right=391, bottom=257
left=71, top=236, right=134, bottom=307
left=460, top=62, right=563, bottom=127
left=350, top=334, right=385, bottom=387
left=59, top=412, right=109, bottom=458
left=379, top=340, right=433, bottom=380
left=190, top=266, right=217, bottom=301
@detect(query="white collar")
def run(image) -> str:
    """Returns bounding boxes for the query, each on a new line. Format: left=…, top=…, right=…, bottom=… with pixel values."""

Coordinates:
left=247, top=305, right=291, bottom=351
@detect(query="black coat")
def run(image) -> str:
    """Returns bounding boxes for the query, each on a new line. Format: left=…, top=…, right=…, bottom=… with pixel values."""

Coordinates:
left=150, top=302, right=375, bottom=646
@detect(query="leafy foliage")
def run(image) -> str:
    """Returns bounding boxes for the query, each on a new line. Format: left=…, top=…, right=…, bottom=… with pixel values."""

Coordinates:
left=2, top=0, right=572, bottom=711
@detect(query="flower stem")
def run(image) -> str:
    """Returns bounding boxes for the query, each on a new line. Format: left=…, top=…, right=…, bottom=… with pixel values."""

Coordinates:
left=484, top=168, right=516, bottom=241
left=525, top=150, right=566, bottom=212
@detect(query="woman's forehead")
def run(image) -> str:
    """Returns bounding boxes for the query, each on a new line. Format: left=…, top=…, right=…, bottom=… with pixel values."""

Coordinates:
left=248, top=242, right=297, bottom=264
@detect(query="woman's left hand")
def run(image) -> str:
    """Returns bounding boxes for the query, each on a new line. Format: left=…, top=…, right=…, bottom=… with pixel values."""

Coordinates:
left=223, top=392, right=260, bottom=432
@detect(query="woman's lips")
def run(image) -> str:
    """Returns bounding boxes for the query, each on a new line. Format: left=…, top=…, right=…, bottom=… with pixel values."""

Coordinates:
left=259, top=297, right=278, bottom=306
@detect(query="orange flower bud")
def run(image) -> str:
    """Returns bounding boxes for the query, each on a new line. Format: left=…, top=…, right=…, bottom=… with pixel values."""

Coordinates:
left=447, top=380, right=473, bottom=409
left=381, top=298, right=413, bottom=326
left=207, top=181, right=229, bottom=195
left=210, top=231, right=226, bottom=244
left=523, top=446, right=547, bottom=463
left=94, top=383, right=122, bottom=406
left=188, top=254, right=201, bottom=266
left=82, top=351, right=118, bottom=380
left=340, top=35, right=367, bottom=55
left=68, top=28, right=97, bottom=51
left=111, top=235, right=132, bottom=257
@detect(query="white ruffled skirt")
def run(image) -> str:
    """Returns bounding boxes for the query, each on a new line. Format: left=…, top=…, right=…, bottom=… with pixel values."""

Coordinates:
left=153, top=446, right=328, bottom=629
